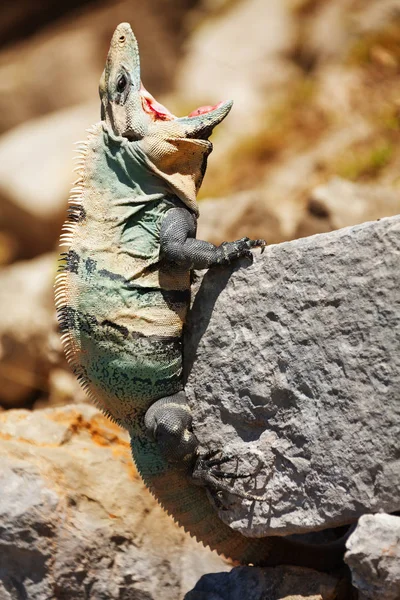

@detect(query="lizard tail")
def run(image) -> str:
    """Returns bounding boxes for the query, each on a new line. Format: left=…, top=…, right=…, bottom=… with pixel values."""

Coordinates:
left=129, top=432, right=346, bottom=570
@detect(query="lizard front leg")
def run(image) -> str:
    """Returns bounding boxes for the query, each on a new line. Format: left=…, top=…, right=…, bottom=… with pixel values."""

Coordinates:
left=159, top=207, right=266, bottom=271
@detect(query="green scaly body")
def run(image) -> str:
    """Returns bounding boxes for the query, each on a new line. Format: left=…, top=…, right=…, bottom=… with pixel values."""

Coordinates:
left=57, top=123, right=186, bottom=421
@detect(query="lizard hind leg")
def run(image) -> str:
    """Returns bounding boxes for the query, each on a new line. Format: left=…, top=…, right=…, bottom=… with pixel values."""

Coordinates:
left=144, top=392, right=198, bottom=467
left=142, top=392, right=346, bottom=570
left=144, top=393, right=261, bottom=501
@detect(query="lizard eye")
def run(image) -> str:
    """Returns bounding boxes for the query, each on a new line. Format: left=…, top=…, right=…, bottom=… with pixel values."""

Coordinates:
left=117, top=75, right=127, bottom=93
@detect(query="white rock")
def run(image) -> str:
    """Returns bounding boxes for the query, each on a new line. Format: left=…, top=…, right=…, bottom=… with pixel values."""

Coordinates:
left=178, top=0, right=296, bottom=117
left=0, top=104, right=97, bottom=258
left=345, top=513, right=400, bottom=600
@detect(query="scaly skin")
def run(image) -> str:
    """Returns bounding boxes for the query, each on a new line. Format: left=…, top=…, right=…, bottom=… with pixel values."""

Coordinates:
left=56, top=23, right=346, bottom=569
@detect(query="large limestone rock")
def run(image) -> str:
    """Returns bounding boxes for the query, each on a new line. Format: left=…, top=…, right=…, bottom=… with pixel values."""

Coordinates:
left=345, top=513, right=400, bottom=600
left=175, top=0, right=300, bottom=187
left=0, top=405, right=230, bottom=600
left=184, top=215, right=400, bottom=536
left=177, top=0, right=296, bottom=122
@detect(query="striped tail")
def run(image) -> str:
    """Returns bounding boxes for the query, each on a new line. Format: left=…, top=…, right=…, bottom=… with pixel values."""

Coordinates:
left=129, top=428, right=346, bottom=570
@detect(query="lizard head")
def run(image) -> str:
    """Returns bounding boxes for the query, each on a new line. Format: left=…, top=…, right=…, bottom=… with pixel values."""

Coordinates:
left=99, top=23, right=232, bottom=212
left=99, top=23, right=148, bottom=140
left=99, top=22, right=232, bottom=142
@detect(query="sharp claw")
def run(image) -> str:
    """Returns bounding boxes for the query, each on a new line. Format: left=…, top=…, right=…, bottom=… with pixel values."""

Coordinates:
left=201, top=448, right=220, bottom=461
left=247, top=239, right=267, bottom=250
left=199, top=452, right=233, bottom=469
left=211, top=471, right=251, bottom=479
left=196, top=450, right=253, bottom=483
left=193, top=452, right=265, bottom=501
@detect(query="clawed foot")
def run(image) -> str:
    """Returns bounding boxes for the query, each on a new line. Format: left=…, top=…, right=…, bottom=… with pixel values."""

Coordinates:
left=219, top=238, right=267, bottom=264
left=191, top=448, right=264, bottom=503
left=193, top=448, right=251, bottom=482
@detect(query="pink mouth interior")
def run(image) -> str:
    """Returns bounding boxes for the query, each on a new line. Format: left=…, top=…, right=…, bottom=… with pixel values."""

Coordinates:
left=140, top=83, right=223, bottom=121
left=188, top=102, right=224, bottom=117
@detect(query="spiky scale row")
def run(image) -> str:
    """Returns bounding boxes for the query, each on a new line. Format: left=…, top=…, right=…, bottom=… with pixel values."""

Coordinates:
left=54, top=133, right=90, bottom=380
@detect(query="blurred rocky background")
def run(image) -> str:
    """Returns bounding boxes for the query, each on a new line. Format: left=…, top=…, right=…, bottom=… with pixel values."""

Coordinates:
left=0, top=0, right=399, bottom=598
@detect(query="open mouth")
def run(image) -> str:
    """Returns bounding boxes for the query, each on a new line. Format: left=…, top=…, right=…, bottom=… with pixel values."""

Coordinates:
left=140, top=83, right=224, bottom=122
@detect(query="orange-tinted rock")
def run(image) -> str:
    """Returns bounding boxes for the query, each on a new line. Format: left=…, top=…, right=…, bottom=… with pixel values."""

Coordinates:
left=0, top=404, right=230, bottom=599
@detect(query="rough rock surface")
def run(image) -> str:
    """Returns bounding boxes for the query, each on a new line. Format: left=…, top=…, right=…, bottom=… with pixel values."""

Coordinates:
left=345, top=513, right=400, bottom=600
left=184, top=215, right=400, bottom=536
left=0, top=405, right=230, bottom=600
left=184, top=565, right=344, bottom=600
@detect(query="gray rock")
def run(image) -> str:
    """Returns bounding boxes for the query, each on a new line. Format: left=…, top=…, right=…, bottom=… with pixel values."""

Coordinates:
left=184, top=565, right=341, bottom=600
left=345, top=513, right=400, bottom=600
left=184, top=215, right=400, bottom=536
left=0, top=405, right=230, bottom=600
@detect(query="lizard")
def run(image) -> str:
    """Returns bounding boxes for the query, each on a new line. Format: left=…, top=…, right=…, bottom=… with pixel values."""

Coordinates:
left=55, top=22, right=346, bottom=569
